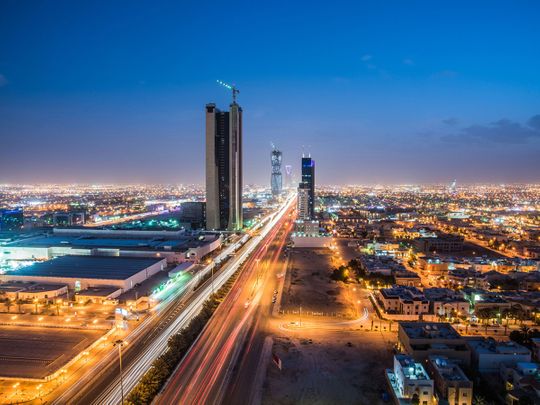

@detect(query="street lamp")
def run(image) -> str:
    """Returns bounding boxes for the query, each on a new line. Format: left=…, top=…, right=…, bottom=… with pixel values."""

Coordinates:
left=114, top=339, right=127, bottom=405
left=209, top=259, right=215, bottom=295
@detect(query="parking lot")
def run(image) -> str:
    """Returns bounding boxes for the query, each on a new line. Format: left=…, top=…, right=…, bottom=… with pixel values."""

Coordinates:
left=0, top=325, right=105, bottom=379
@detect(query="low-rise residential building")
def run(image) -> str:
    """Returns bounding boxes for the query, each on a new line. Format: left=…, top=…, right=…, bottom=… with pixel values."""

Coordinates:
left=394, top=271, right=423, bottom=287
left=461, top=288, right=511, bottom=313
left=446, top=268, right=489, bottom=290
left=398, top=322, right=471, bottom=366
left=386, top=354, right=435, bottom=405
left=424, top=288, right=470, bottom=319
left=501, top=362, right=540, bottom=404
left=532, top=339, right=540, bottom=362
left=417, top=256, right=449, bottom=276
left=378, top=286, right=429, bottom=316
left=360, top=254, right=405, bottom=276
left=425, top=355, right=473, bottom=405
left=414, top=235, right=464, bottom=253
left=467, top=338, right=532, bottom=374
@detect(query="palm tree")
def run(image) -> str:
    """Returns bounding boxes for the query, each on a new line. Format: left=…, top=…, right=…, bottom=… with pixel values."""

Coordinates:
left=472, top=395, right=488, bottom=405
left=5, top=298, right=13, bottom=313
left=16, top=299, right=25, bottom=313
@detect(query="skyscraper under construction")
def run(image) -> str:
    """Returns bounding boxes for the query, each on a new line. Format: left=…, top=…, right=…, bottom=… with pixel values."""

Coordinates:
left=205, top=89, right=243, bottom=231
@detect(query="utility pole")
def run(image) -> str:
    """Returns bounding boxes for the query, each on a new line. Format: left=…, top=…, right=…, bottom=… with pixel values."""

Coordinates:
left=211, top=260, right=215, bottom=295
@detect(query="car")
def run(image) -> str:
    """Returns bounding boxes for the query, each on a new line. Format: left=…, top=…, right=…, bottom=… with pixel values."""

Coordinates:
left=244, top=300, right=250, bottom=308
left=272, top=298, right=276, bottom=303
left=273, top=290, right=278, bottom=295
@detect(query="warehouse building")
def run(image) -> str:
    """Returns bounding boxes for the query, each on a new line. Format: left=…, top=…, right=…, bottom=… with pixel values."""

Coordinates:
left=0, top=228, right=221, bottom=263
left=0, top=255, right=166, bottom=293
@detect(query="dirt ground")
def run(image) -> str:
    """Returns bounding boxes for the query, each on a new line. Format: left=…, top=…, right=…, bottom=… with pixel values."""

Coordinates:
left=262, top=330, right=395, bottom=405
left=281, top=248, right=355, bottom=318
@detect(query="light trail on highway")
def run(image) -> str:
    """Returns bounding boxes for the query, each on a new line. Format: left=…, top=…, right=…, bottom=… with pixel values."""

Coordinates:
left=156, top=200, right=295, bottom=405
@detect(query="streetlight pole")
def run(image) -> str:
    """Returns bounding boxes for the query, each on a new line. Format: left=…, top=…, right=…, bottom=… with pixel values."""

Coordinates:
left=210, top=260, right=215, bottom=296
left=114, top=339, right=126, bottom=405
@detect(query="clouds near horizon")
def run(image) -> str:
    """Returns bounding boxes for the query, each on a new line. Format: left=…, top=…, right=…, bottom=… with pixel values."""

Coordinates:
left=442, top=115, right=540, bottom=145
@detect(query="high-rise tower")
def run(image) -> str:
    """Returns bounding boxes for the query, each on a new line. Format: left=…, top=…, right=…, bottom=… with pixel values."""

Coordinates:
left=297, top=155, right=315, bottom=220
left=284, top=165, right=292, bottom=189
left=205, top=86, right=243, bottom=231
left=271, top=146, right=283, bottom=197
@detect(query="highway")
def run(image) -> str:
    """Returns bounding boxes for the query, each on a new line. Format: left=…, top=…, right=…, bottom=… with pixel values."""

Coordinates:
left=45, top=195, right=296, bottom=405
left=156, top=203, right=295, bottom=405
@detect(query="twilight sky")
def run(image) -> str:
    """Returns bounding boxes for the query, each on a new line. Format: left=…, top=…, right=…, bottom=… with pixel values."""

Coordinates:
left=1, top=0, right=539, bottom=185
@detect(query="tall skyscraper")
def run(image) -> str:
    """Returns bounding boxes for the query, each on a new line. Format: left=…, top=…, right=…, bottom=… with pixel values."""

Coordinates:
left=205, top=99, right=243, bottom=231
left=297, top=156, right=315, bottom=220
left=284, top=164, right=292, bottom=189
left=271, top=146, right=283, bottom=197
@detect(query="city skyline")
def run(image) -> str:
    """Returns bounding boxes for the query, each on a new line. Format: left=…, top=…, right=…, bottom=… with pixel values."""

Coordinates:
left=1, top=1, right=539, bottom=184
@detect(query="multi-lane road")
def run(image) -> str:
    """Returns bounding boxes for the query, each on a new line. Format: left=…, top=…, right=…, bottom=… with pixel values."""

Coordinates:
left=39, top=196, right=295, bottom=405
left=156, top=204, right=294, bottom=405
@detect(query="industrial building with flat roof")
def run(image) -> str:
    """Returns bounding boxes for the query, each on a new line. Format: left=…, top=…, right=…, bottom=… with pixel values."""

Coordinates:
left=0, top=228, right=221, bottom=263
left=0, top=255, right=166, bottom=292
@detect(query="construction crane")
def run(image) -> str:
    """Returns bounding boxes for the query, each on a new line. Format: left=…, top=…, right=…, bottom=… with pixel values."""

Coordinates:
left=216, top=80, right=240, bottom=104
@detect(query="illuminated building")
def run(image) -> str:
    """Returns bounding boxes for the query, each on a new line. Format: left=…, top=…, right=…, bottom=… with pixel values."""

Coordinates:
left=398, top=322, right=471, bottom=366
left=0, top=228, right=222, bottom=263
left=284, top=164, right=292, bottom=189
left=205, top=100, right=243, bottom=231
left=271, top=146, right=283, bottom=197
left=299, top=156, right=315, bottom=220
left=386, top=354, right=435, bottom=405
left=297, top=155, right=315, bottom=221
left=297, top=187, right=310, bottom=220
left=0, top=207, right=24, bottom=231
left=425, top=356, right=473, bottom=405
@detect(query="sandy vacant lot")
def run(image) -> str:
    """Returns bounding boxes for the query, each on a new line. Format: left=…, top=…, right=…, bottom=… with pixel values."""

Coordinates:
left=263, top=330, right=395, bottom=405
left=0, top=325, right=105, bottom=379
left=281, top=248, right=354, bottom=318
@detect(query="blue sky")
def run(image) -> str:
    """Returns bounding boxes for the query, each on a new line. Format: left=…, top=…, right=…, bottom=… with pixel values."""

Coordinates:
left=1, top=0, right=539, bottom=184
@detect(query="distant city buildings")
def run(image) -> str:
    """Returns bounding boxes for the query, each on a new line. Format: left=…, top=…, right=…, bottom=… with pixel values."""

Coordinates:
left=205, top=98, right=243, bottom=231
left=53, top=211, right=85, bottom=227
left=271, top=146, right=283, bottom=197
